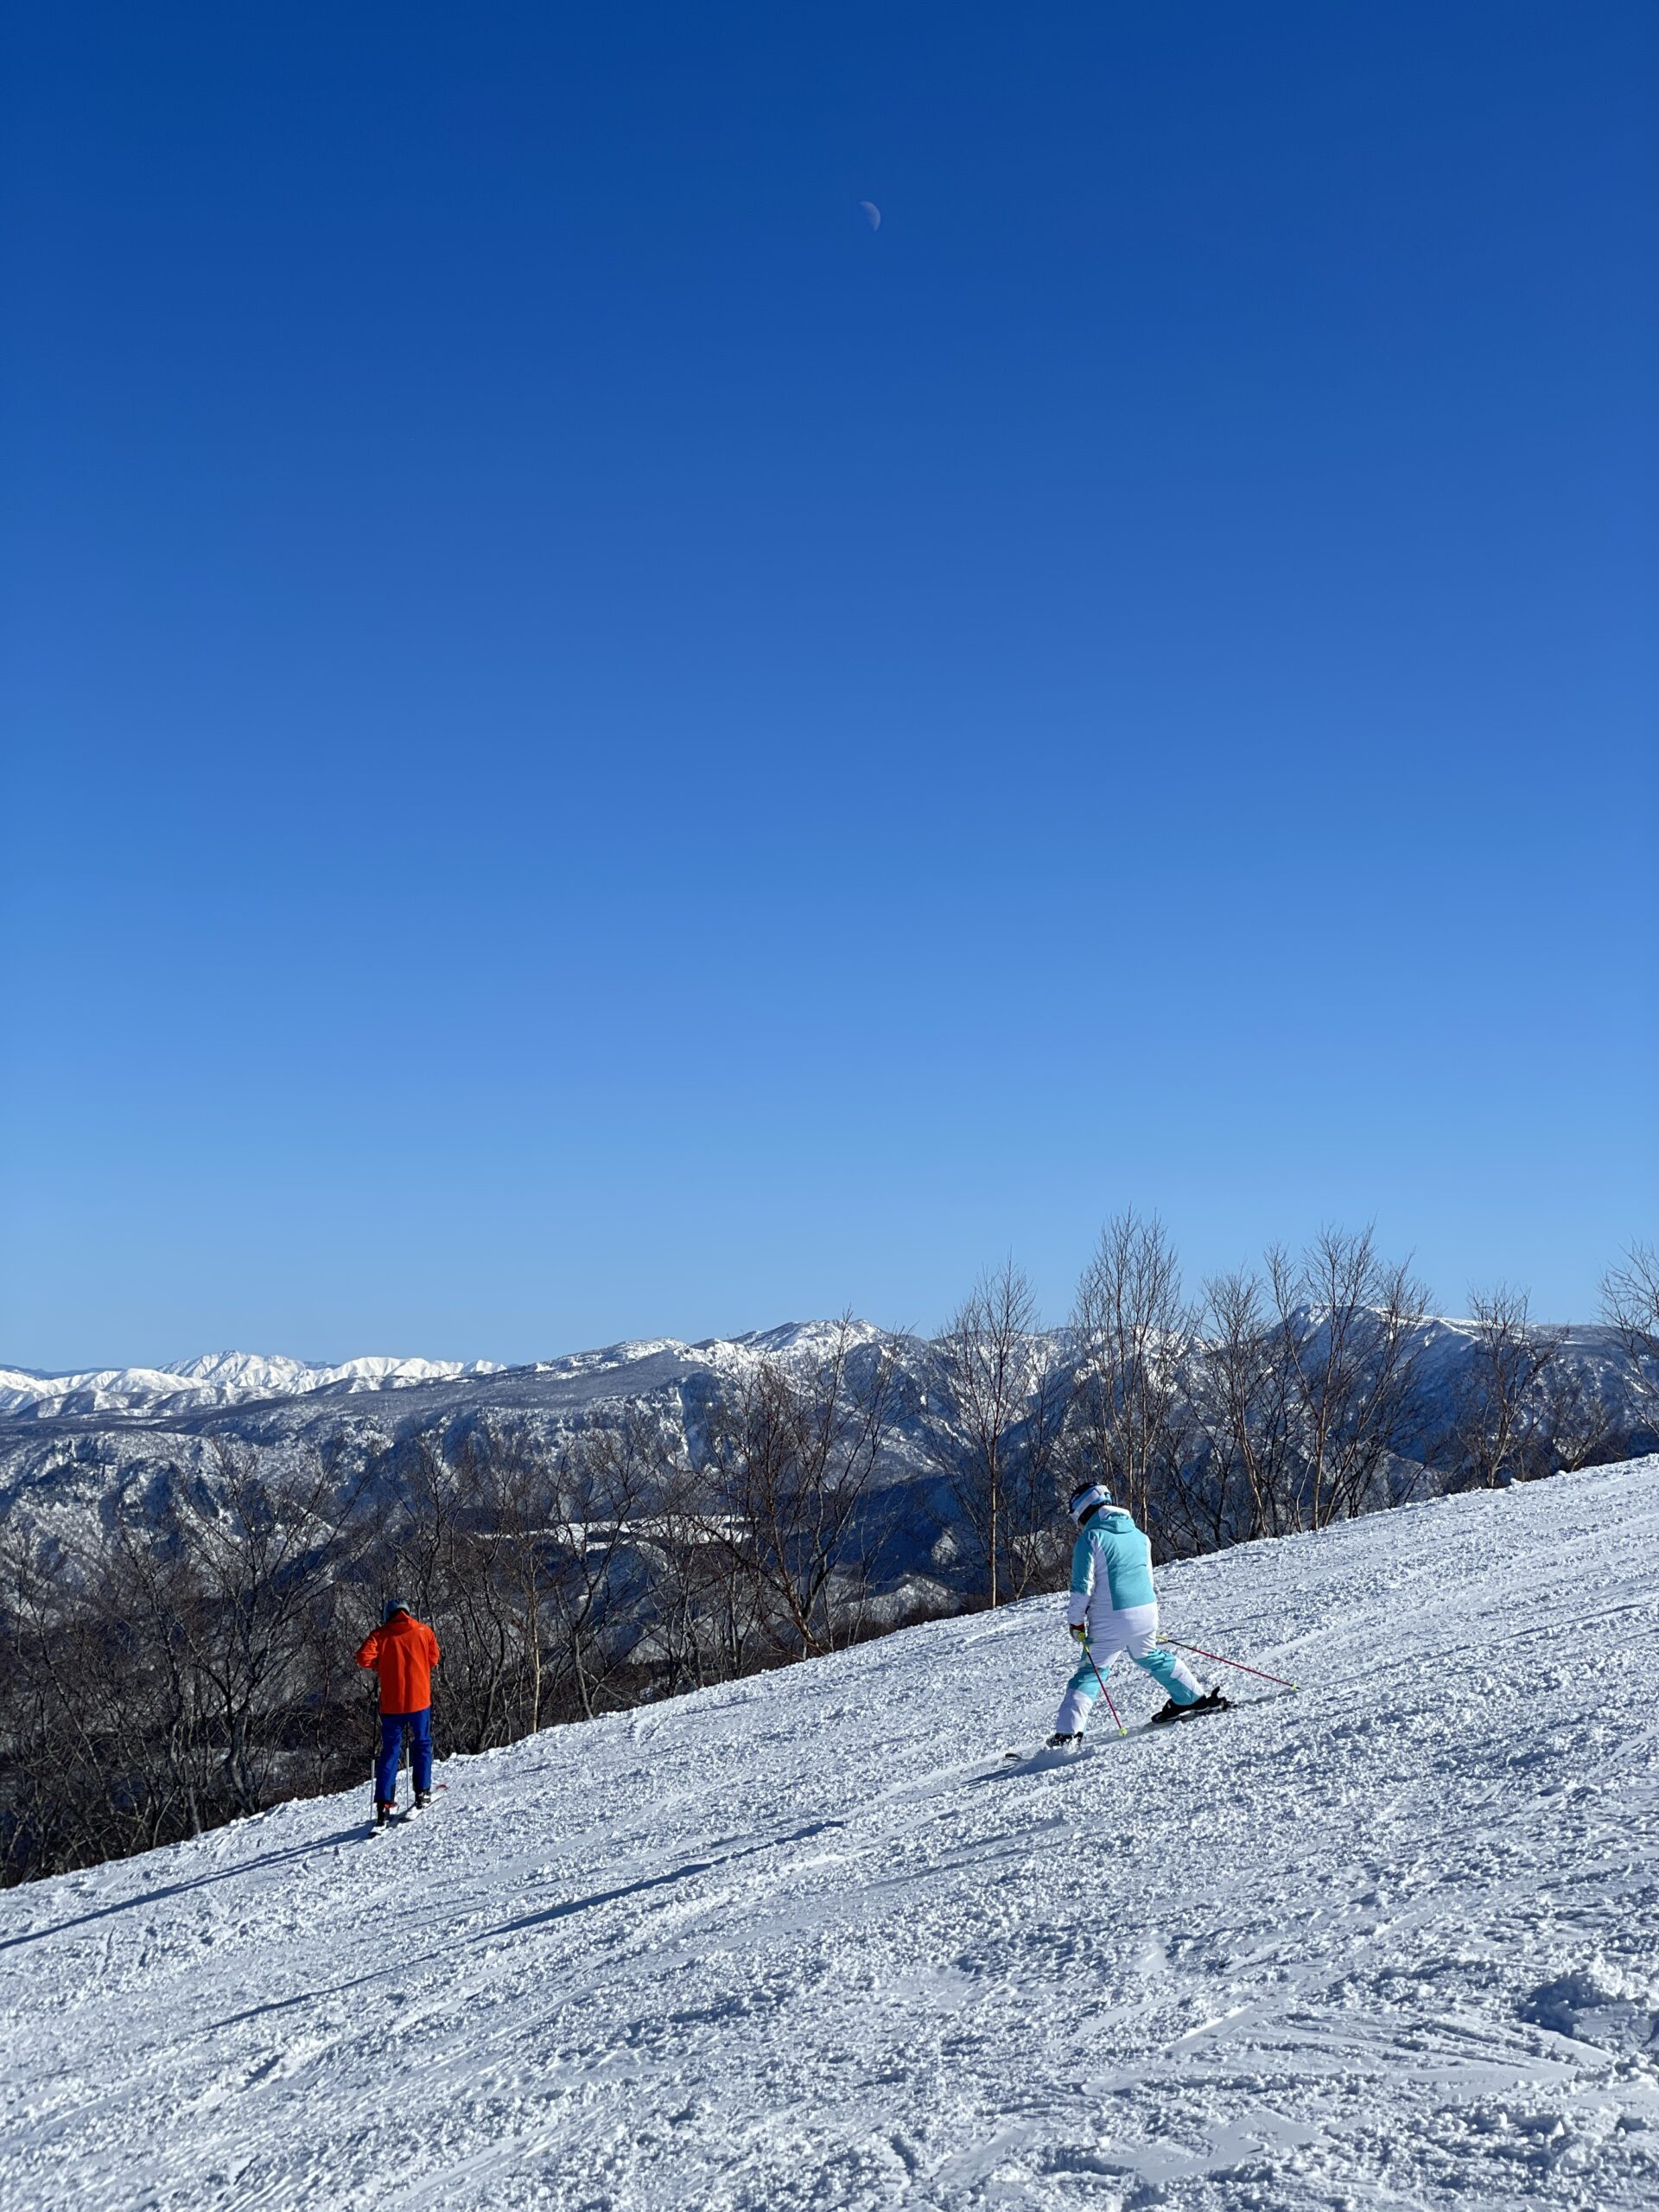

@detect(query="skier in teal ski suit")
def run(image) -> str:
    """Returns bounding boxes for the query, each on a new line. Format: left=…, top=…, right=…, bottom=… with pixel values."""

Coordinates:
left=1048, top=1483, right=1221, bottom=1745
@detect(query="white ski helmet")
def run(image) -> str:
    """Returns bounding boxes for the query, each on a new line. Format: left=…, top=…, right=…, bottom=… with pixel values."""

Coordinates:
left=1068, top=1481, right=1112, bottom=1527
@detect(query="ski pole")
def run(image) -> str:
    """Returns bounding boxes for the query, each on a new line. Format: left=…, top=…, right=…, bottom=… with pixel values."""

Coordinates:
left=1082, top=1637, right=1127, bottom=1735
left=1158, top=1637, right=1297, bottom=1690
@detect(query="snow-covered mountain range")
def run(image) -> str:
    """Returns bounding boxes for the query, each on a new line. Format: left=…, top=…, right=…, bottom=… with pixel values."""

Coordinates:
left=3, top=1454, right=1655, bottom=2209
left=0, top=1323, right=912, bottom=1549
left=0, top=1318, right=1651, bottom=1560
left=4, top=1311, right=1645, bottom=1429
left=0, top=1349, right=505, bottom=1421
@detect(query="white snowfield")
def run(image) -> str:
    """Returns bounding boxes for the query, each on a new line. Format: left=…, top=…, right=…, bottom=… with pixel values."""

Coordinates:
left=3, top=1461, right=1657, bottom=2212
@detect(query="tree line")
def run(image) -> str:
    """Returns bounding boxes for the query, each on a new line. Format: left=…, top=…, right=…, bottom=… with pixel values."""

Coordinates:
left=3, top=1233, right=1655, bottom=1885
left=934, top=1224, right=1655, bottom=1606
left=0, top=1319, right=924, bottom=1885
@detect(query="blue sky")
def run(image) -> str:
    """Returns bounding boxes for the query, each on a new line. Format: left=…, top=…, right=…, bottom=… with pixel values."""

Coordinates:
left=3, top=2, right=1655, bottom=1367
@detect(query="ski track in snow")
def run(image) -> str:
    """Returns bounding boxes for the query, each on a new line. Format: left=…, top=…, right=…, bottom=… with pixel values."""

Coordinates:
left=3, top=1462, right=1658, bottom=2212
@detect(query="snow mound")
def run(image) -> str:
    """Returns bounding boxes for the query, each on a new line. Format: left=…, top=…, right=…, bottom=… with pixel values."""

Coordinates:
left=1522, top=1967, right=1658, bottom=2056
left=3, top=1459, right=1658, bottom=2210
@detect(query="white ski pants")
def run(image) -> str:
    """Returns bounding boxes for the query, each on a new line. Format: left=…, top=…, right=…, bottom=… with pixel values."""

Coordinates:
left=1054, top=1603, right=1202, bottom=1735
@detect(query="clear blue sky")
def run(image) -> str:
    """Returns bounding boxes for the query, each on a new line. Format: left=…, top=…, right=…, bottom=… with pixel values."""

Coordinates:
left=3, top=3, right=1655, bottom=1369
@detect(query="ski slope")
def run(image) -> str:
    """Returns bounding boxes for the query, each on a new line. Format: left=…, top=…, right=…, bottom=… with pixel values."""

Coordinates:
left=3, top=1462, right=1657, bottom=2212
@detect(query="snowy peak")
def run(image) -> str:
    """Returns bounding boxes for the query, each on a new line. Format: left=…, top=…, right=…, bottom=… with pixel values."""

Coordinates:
left=0, top=1351, right=505, bottom=1421
left=158, top=1352, right=320, bottom=1390
left=0, top=1365, right=195, bottom=1420
left=0, top=1323, right=897, bottom=1424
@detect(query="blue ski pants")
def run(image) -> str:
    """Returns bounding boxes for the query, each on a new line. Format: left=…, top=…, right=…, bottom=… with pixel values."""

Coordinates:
left=376, top=1707, right=433, bottom=1802
left=1054, top=1605, right=1202, bottom=1736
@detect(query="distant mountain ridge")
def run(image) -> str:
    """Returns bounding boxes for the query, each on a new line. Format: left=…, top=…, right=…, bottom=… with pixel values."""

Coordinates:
left=1, top=1317, right=1651, bottom=1567
left=0, top=1320, right=895, bottom=1425
left=0, top=1323, right=902, bottom=1546
left=0, top=1351, right=507, bottom=1422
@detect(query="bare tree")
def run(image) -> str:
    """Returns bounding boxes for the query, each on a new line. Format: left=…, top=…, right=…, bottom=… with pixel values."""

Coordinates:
left=1446, top=1286, right=1567, bottom=1488
left=1265, top=1228, right=1431, bottom=1528
left=1601, top=1243, right=1659, bottom=1406
left=927, top=1263, right=1063, bottom=1606
left=372, top=1421, right=650, bottom=1750
left=1069, top=1212, right=1192, bottom=1536
left=101, top=1516, right=234, bottom=1841
left=538, top=1422, right=652, bottom=1721
left=0, top=1534, right=148, bottom=1877
left=1000, top=1352, right=1070, bottom=1599
left=702, top=1319, right=899, bottom=1659
left=375, top=1433, right=466, bottom=1630
left=372, top=1431, right=537, bottom=1755
left=0, top=1443, right=372, bottom=1879
left=1533, top=1355, right=1624, bottom=1475
left=451, top=1429, right=561, bottom=1741
left=646, top=1450, right=766, bottom=1691
left=153, top=1445, right=366, bottom=1817
left=1179, top=1268, right=1297, bottom=1547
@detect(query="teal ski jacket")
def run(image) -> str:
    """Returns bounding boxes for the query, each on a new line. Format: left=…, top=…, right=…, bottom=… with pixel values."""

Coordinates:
left=1066, top=1505, right=1157, bottom=1625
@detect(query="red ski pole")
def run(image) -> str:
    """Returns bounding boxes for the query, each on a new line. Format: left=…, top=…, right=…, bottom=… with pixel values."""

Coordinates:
left=1158, top=1637, right=1298, bottom=1690
left=1082, top=1637, right=1127, bottom=1735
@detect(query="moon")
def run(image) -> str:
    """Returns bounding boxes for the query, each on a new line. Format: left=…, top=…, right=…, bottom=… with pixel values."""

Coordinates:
left=859, top=200, right=881, bottom=232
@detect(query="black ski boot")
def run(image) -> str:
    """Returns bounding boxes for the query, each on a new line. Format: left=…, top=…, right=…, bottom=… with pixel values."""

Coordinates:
left=373, top=1799, right=395, bottom=1828
left=1045, top=1732, right=1085, bottom=1751
left=414, top=1789, right=433, bottom=1810
left=1149, top=1687, right=1230, bottom=1726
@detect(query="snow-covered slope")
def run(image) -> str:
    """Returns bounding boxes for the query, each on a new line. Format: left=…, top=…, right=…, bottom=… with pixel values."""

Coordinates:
left=3, top=1460, right=1656, bottom=2211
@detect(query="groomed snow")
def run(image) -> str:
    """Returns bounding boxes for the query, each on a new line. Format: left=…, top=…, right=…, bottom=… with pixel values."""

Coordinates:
left=3, top=1461, right=1657, bottom=2210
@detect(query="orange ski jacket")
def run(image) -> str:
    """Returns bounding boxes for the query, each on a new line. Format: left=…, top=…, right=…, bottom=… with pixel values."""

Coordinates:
left=355, top=1611, right=441, bottom=1713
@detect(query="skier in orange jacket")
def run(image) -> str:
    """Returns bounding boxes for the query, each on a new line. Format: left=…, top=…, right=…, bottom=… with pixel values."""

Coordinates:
left=356, top=1603, right=441, bottom=1826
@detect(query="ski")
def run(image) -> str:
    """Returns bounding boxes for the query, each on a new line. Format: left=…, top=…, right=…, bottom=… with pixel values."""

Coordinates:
left=1000, top=1688, right=1294, bottom=1766
left=1147, top=1688, right=1233, bottom=1728
left=1001, top=1741, right=1095, bottom=1770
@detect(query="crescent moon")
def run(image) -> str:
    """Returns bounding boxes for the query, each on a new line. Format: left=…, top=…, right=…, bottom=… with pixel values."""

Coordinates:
left=859, top=200, right=881, bottom=232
